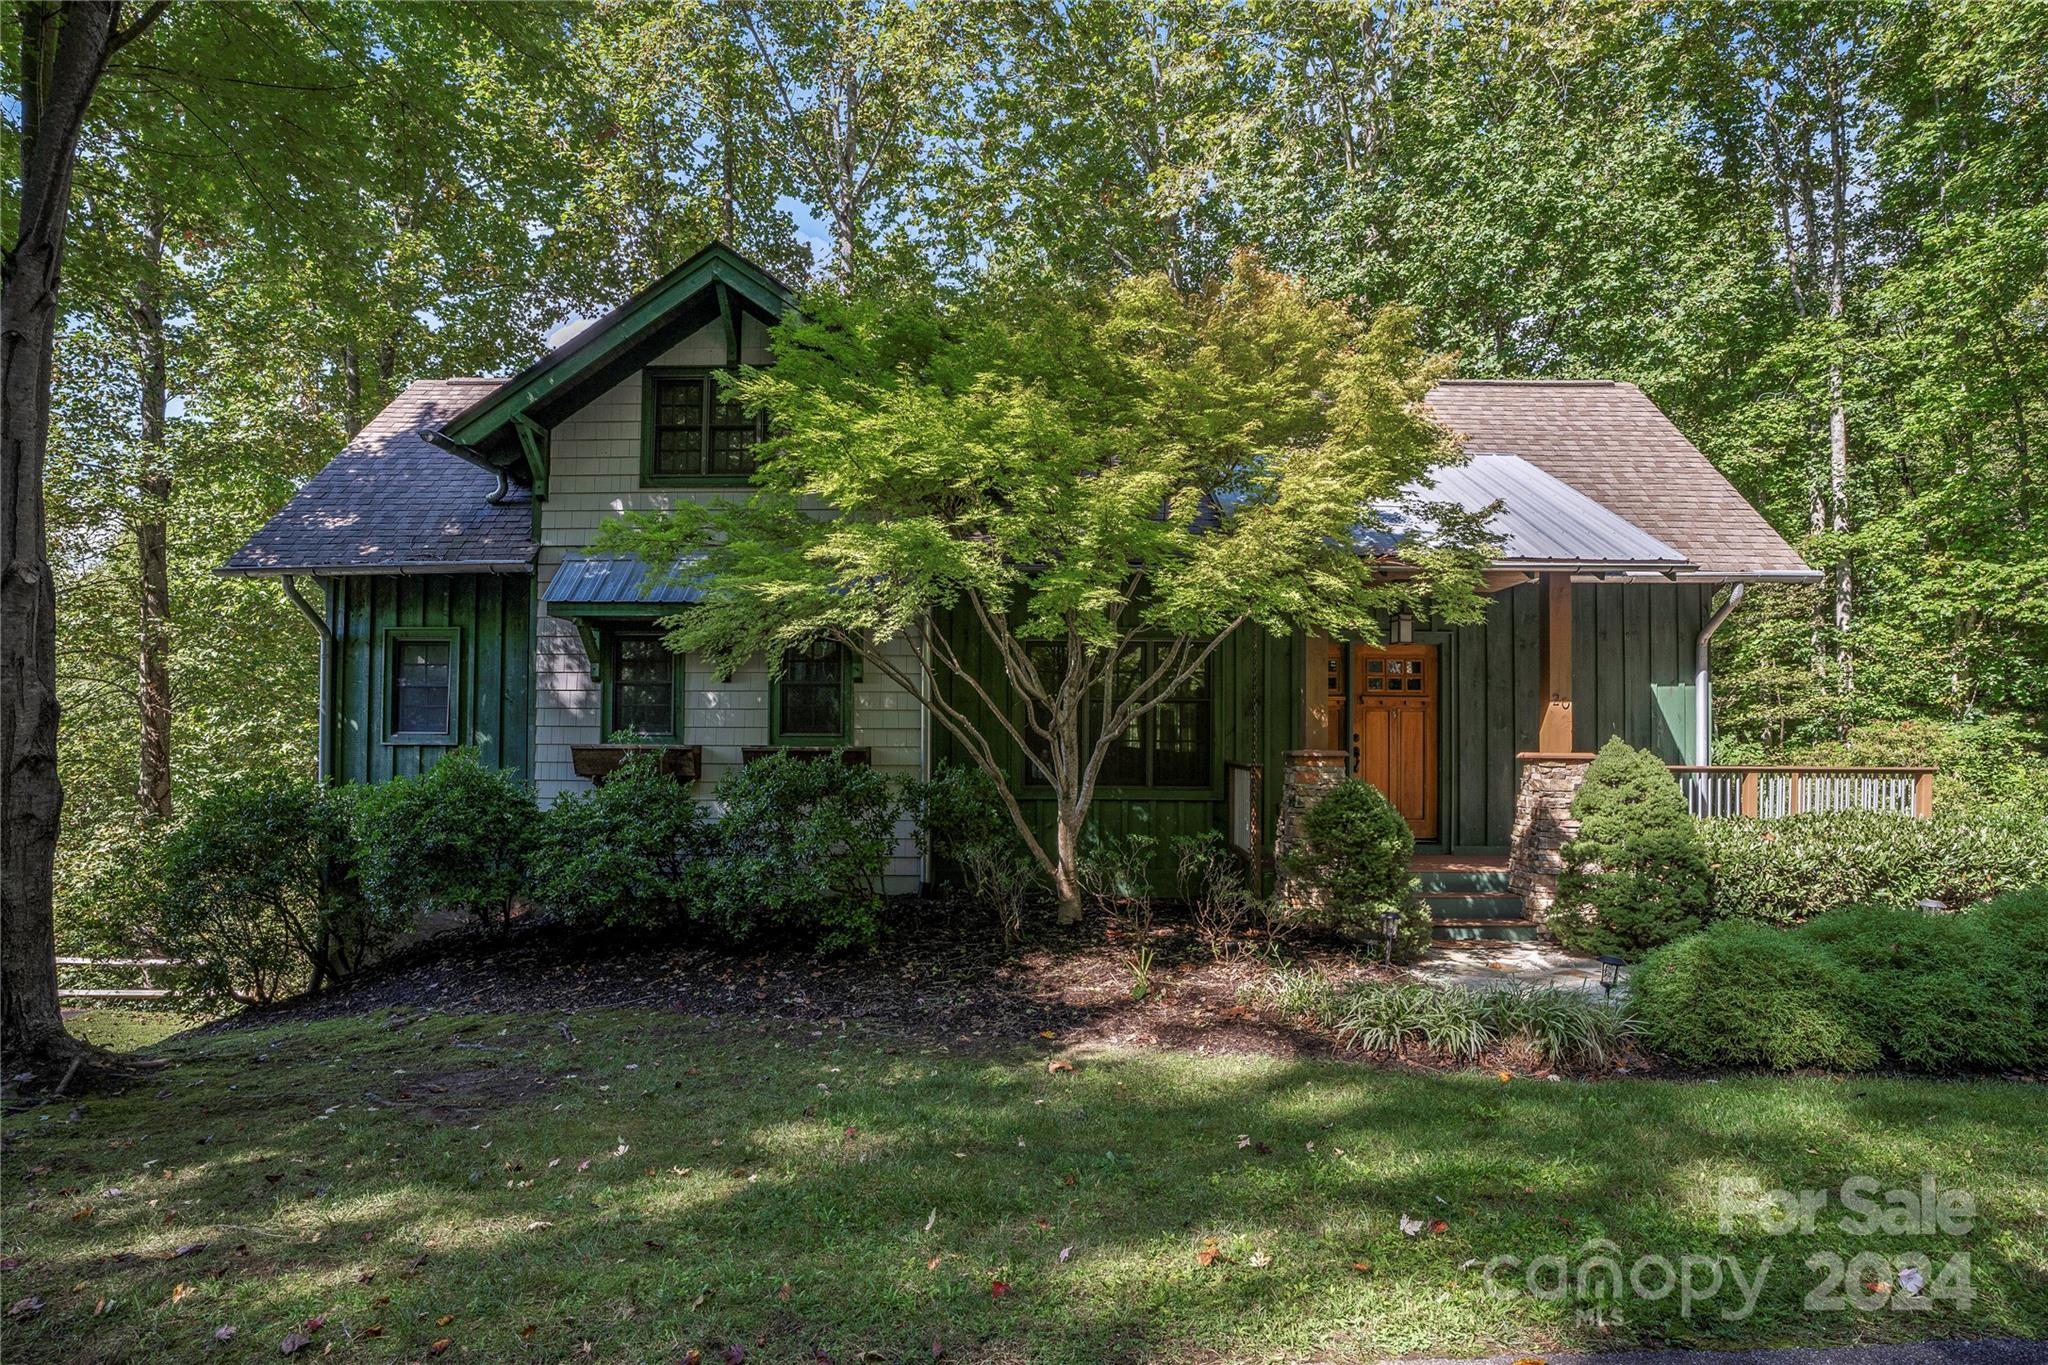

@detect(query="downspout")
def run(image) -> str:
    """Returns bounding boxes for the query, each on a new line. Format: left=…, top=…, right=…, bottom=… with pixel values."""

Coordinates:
left=281, top=574, right=336, bottom=784
left=1693, top=583, right=1746, bottom=766
left=485, top=467, right=513, bottom=504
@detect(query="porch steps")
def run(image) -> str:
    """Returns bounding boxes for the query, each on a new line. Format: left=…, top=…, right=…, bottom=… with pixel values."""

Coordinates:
left=1415, top=859, right=1534, bottom=943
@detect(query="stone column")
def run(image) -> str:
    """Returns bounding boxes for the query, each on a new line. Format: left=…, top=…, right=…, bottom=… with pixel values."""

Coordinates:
left=1507, top=752, right=1595, bottom=921
left=1272, top=749, right=1348, bottom=915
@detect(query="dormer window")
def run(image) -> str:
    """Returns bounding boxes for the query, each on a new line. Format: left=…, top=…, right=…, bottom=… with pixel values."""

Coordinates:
left=642, top=367, right=763, bottom=486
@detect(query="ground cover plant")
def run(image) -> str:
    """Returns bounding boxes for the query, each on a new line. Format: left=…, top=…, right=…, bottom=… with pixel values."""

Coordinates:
left=3, top=1009, right=2044, bottom=1363
left=1631, top=887, right=2048, bottom=1073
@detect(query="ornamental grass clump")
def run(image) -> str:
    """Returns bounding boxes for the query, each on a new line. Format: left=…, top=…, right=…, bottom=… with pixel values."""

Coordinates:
left=1552, top=737, right=1710, bottom=956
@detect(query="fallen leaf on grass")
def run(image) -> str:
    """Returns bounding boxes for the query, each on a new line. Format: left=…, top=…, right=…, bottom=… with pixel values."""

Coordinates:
left=1899, top=1266, right=1927, bottom=1295
left=170, top=1283, right=194, bottom=1303
left=1195, top=1242, right=1224, bottom=1267
left=279, top=1331, right=312, bottom=1355
left=71, top=1206, right=96, bottom=1222
left=1248, top=1250, right=1272, bottom=1268
left=429, top=1337, right=453, bottom=1355
left=363, top=1325, right=384, bottom=1338
left=214, top=1325, right=235, bottom=1342
left=1498, top=1071, right=1514, bottom=1083
left=437, top=1313, right=455, bottom=1326
left=1399, top=1215, right=1425, bottom=1236
left=1430, top=1219, right=1449, bottom=1234
left=1058, top=1245, right=1072, bottom=1263
left=1350, top=1260, right=1373, bottom=1275
left=93, top=1296, right=110, bottom=1317
left=171, top=1242, right=206, bottom=1259
left=6, top=1297, right=42, bottom=1320
left=1046, top=1060, right=1073, bottom=1074
left=925, top=1208, right=937, bottom=1232
left=778, top=1280, right=792, bottom=1301
left=519, top=1325, right=539, bottom=1340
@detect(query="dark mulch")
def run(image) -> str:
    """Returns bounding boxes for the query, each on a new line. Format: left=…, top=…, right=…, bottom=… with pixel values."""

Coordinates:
left=205, top=900, right=1402, bottom=1058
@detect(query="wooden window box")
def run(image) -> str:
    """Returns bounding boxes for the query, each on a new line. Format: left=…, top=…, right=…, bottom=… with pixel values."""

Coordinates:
left=740, top=745, right=871, bottom=767
left=571, top=743, right=702, bottom=785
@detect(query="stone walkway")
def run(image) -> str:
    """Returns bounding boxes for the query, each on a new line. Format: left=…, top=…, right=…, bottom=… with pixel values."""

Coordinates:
left=1409, top=939, right=1626, bottom=994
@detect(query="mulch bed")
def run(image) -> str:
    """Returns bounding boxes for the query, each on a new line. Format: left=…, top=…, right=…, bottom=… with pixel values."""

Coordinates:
left=206, top=900, right=1406, bottom=1059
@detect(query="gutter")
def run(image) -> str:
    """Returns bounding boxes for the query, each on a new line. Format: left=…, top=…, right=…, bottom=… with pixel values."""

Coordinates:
left=1693, top=583, right=1747, bottom=765
left=218, top=558, right=536, bottom=578
left=280, top=575, right=336, bottom=784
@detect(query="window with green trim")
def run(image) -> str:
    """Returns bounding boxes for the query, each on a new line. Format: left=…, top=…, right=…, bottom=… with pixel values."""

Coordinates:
left=771, top=639, right=850, bottom=744
left=383, top=628, right=461, bottom=744
left=604, top=629, right=682, bottom=741
left=1024, top=641, right=1212, bottom=789
left=642, top=367, right=763, bottom=485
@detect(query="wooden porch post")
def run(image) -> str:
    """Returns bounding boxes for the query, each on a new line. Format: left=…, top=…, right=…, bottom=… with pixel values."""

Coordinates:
left=1537, top=572, right=1573, bottom=752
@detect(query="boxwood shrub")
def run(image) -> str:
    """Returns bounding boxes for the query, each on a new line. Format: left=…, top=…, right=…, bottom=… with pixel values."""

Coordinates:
left=1698, top=807, right=2045, bottom=924
left=1282, top=778, right=1431, bottom=961
left=1632, top=889, right=2048, bottom=1073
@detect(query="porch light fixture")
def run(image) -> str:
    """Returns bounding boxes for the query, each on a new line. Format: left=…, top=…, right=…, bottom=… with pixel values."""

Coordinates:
left=1380, top=907, right=1402, bottom=965
left=1392, top=611, right=1415, bottom=644
left=1599, top=955, right=1625, bottom=996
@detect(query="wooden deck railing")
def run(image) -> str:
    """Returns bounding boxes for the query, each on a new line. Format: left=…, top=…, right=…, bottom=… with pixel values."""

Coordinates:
left=1669, top=766, right=1935, bottom=819
left=55, top=955, right=181, bottom=1001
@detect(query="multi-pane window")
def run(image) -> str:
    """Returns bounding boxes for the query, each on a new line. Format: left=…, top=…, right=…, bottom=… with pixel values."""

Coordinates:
left=774, top=639, right=848, bottom=742
left=391, top=637, right=453, bottom=738
left=1027, top=641, right=1212, bottom=789
left=644, top=370, right=762, bottom=483
left=608, top=632, right=678, bottom=739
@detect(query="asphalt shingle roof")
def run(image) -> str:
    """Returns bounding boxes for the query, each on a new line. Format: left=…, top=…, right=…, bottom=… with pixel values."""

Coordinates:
left=1421, top=380, right=1816, bottom=578
left=221, top=379, right=536, bottom=575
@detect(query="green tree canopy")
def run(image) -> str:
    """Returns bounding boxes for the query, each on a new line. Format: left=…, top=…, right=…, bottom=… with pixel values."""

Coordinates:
left=602, top=253, right=1490, bottom=916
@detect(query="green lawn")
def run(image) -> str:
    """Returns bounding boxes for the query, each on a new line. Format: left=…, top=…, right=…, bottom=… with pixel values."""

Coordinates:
left=62, top=1007, right=208, bottom=1053
left=3, top=1010, right=2043, bottom=1362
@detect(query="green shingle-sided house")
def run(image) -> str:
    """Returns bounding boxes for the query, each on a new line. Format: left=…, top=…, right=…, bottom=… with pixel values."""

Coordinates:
left=226, top=244, right=1845, bottom=934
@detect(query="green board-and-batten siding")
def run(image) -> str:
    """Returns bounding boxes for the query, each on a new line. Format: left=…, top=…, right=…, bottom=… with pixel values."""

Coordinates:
left=323, top=573, right=534, bottom=784
left=929, top=581, right=1712, bottom=889
left=1430, top=580, right=1711, bottom=851
left=929, top=617, right=1303, bottom=892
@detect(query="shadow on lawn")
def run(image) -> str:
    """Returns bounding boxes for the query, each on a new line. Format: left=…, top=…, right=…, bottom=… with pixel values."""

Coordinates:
left=9, top=1006, right=2043, bottom=1365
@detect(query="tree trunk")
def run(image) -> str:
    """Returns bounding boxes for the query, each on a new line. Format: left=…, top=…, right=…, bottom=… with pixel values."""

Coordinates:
left=132, top=204, right=172, bottom=818
left=3, top=0, right=143, bottom=1081
left=1052, top=800, right=1084, bottom=924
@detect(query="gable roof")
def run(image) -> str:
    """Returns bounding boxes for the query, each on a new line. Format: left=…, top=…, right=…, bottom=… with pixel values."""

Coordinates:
left=1362, top=454, right=1692, bottom=572
left=1421, top=380, right=1816, bottom=579
left=431, top=242, right=795, bottom=482
left=220, top=379, right=535, bottom=576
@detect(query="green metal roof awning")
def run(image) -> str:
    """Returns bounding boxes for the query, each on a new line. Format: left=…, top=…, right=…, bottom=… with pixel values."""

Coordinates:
left=543, top=553, right=704, bottom=618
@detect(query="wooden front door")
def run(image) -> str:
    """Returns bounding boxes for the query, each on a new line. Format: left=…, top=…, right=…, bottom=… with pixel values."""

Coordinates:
left=1351, top=643, right=1438, bottom=840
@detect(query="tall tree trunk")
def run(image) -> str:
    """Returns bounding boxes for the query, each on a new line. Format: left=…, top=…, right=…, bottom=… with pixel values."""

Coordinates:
left=131, top=204, right=172, bottom=819
left=3, top=0, right=162, bottom=1082
left=1825, top=66, right=1853, bottom=702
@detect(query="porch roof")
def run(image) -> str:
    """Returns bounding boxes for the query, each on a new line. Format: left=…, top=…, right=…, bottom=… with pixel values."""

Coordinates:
left=543, top=552, right=704, bottom=617
left=1362, top=453, right=1694, bottom=573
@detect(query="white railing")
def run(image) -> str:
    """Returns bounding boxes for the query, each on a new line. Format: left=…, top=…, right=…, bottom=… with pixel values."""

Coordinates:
left=1669, top=767, right=1934, bottom=820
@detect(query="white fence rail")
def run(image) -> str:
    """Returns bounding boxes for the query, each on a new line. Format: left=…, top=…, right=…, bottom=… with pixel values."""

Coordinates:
left=1670, top=767, right=1934, bottom=820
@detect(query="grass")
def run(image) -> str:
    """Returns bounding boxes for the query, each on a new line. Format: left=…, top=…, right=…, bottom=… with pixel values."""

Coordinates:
left=3, top=1009, right=2044, bottom=1363
left=62, top=1008, right=208, bottom=1053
